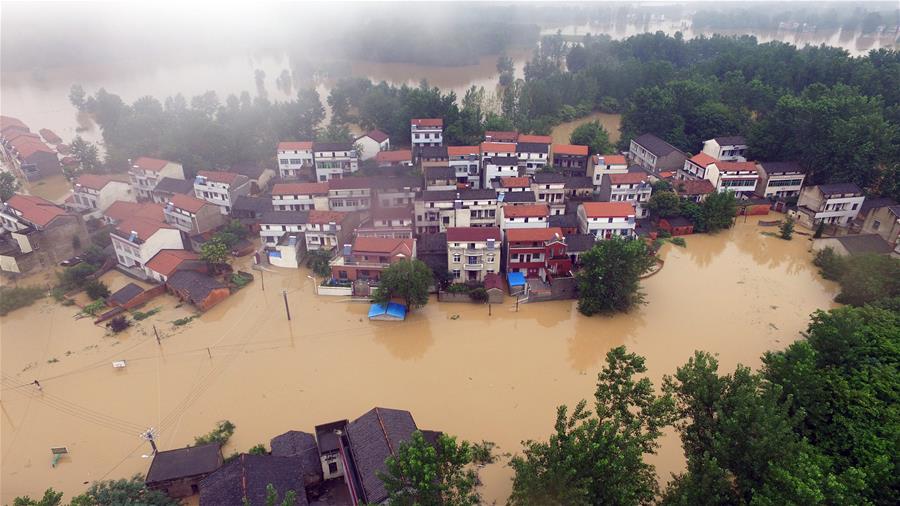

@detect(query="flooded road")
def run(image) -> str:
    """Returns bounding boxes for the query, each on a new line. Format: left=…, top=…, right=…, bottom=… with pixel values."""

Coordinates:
left=0, top=216, right=838, bottom=504
left=550, top=112, right=622, bottom=146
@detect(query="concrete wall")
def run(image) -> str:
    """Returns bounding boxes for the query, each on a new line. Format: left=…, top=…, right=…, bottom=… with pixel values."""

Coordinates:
left=318, top=285, right=352, bottom=296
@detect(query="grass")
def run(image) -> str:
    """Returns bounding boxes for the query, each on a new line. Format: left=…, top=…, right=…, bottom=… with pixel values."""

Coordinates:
left=80, top=299, right=107, bottom=316
left=0, top=286, right=46, bottom=316
left=131, top=307, right=160, bottom=321
left=670, top=237, right=687, bottom=247
left=173, top=315, right=197, bottom=326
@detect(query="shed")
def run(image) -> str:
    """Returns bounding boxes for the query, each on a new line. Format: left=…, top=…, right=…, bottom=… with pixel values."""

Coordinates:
left=813, top=235, right=895, bottom=257
left=166, top=270, right=230, bottom=311
left=108, top=283, right=145, bottom=307
left=658, top=217, right=694, bottom=236
left=368, top=303, right=407, bottom=321
left=145, top=443, right=223, bottom=498
left=483, top=273, right=504, bottom=304
left=507, top=271, right=527, bottom=296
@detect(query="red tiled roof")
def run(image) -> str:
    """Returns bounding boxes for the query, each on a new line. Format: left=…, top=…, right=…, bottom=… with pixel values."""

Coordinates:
left=0, top=115, right=28, bottom=132
left=598, top=154, right=626, bottom=165
left=609, top=172, right=650, bottom=185
left=115, top=215, right=172, bottom=241
left=5, top=194, right=66, bottom=227
left=717, top=161, right=758, bottom=173
left=411, top=118, right=443, bottom=127
left=688, top=153, right=717, bottom=167
left=553, top=144, right=589, bottom=156
left=675, top=179, right=715, bottom=195
left=446, top=227, right=502, bottom=242
left=277, top=141, right=314, bottom=151
left=272, top=182, right=329, bottom=195
left=169, top=193, right=210, bottom=213
left=447, top=146, right=479, bottom=156
left=503, top=204, right=550, bottom=218
left=197, top=170, right=241, bottom=185
left=500, top=176, right=531, bottom=188
left=12, top=138, right=55, bottom=158
left=5, top=130, right=40, bottom=143
left=659, top=171, right=675, bottom=179
left=375, top=149, right=412, bottom=163
left=75, top=174, right=117, bottom=191
left=480, top=142, right=516, bottom=153
left=581, top=202, right=635, bottom=218
left=517, top=134, right=552, bottom=144
left=484, top=130, right=519, bottom=142
left=507, top=227, right=565, bottom=243
left=104, top=201, right=164, bottom=222
left=353, top=237, right=415, bottom=256
left=362, top=130, right=389, bottom=143
left=132, top=157, right=172, bottom=172
left=308, top=210, right=348, bottom=225
left=145, top=249, right=199, bottom=277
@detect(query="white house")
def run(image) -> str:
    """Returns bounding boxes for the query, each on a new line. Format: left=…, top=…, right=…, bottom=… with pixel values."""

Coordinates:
left=129, top=157, right=185, bottom=200
left=448, top=146, right=481, bottom=189
left=67, top=174, right=134, bottom=219
left=707, top=161, right=759, bottom=198
left=795, top=183, right=865, bottom=228
left=313, top=142, right=359, bottom=182
left=328, top=177, right=373, bottom=212
left=679, top=153, right=718, bottom=181
left=354, top=130, right=390, bottom=160
left=702, top=136, right=748, bottom=162
left=258, top=210, right=352, bottom=254
left=445, top=227, right=502, bottom=283
left=629, top=134, right=686, bottom=172
left=531, top=173, right=567, bottom=216
left=414, top=189, right=499, bottom=234
left=756, top=161, right=806, bottom=198
left=259, top=211, right=308, bottom=246
left=269, top=233, right=305, bottom=269
left=276, top=141, right=314, bottom=180
left=163, top=194, right=226, bottom=235
left=591, top=154, right=628, bottom=190
left=410, top=118, right=443, bottom=153
left=194, top=170, right=251, bottom=214
left=482, top=156, right=519, bottom=188
left=500, top=203, right=550, bottom=232
left=516, top=134, right=551, bottom=175
left=110, top=215, right=185, bottom=274
left=271, top=182, right=330, bottom=211
left=578, top=202, right=637, bottom=239
left=600, top=172, right=653, bottom=219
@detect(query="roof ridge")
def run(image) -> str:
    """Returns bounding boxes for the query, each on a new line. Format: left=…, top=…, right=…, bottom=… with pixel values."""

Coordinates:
left=374, top=407, right=394, bottom=455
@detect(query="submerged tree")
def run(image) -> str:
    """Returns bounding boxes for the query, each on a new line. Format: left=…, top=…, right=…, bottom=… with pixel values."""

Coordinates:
left=372, top=259, right=432, bottom=310
left=575, top=238, right=655, bottom=316
left=779, top=215, right=795, bottom=240
left=569, top=120, right=613, bottom=156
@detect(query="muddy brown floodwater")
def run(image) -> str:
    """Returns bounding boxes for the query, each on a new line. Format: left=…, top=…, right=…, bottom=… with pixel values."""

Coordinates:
left=551, top=112, right=622, bottom=146
left=0, top=215, right=838, bottom=504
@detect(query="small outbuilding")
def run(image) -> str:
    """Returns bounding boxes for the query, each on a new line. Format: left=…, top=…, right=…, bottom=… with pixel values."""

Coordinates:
left=483, top=273, right=505, bottom=304
left=166, top=270, right=230, bottom=311
left=812, top=234, right=896, bottom=258
left=658, top=216, right=694, bottom=236
left=108, top=283, right=146, bottom=308
left=145, top=443, right=223, bottom=498
left=368, top=303, right=407, bottom=321
left=507, top=271, right=527, bottom=296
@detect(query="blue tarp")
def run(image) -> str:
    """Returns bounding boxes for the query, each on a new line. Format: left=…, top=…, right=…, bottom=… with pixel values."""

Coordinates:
left=507, top=272, right=526, bottom=287
left=368, top=302, right=408, bottom=321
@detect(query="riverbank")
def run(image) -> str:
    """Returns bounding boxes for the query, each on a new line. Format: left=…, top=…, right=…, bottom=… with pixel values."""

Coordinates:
left=0, top=216, right=839, bottom=504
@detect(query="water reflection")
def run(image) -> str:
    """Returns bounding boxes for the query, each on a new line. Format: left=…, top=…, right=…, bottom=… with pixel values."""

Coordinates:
left=568, top=309, right=636, bottom=372
left=371, top=314, right=435, bottom=360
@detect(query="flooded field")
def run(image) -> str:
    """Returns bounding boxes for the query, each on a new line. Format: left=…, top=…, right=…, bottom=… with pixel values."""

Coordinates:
left=0, top=216, right=839, bottom=504
left=550, top=111, right=622, bottom=146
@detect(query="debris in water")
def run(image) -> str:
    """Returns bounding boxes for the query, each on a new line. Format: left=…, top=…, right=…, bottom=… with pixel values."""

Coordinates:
left=770, top=305, right=778, bottom=310
left=450, top=314, right=460, bottom=320
left=768, top=323, right=779, bottom=330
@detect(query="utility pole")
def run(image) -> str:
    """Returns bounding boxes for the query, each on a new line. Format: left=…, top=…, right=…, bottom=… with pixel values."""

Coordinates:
left=282, top=290, right=291, bottom=320
left=488, top=302, right=492, bottom=316
left=141, top=428, right=159, bottom=455
left=260, top=269, right=265, bottom=291
left=153, top=325, right=161, bottom=345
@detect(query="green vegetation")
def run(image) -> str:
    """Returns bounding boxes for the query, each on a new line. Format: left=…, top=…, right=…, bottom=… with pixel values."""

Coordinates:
left=468, top=287, right=488, bottom=303
left=813, top=250, right=900, bottom=306
left=575, top=238, right=656, bottom=316
left=172, top=315, right=197, bottom=326
left=648, top=189, right=736, bottom=233
left=0, top=171, right=20, bottom=202
left=56, top=263, right=99, bottom=292
left=200, top=237, right=230, bottom=269
left=131, top=307, right=160, bottom=321
left=194, top=420, right=235, bottom=447
left=107, top=316, right=130, bottom=333
left=568, top=120, right=612, bottom=155
left=0, top=286, right=45, bottom=316
left=80, top=299, right=106, bottom=317
left=248, top=443, right=267, bottom=455
left=304, top=249, right=333, bottom=277
left=779, top=215, right=795, bottom=240
left=81, top=245, right=107, bottom=267
left=380, top=430, right=483, bottom=506
left=84, top=280, right=110, bottom=300
left=372, top=259, right=433, bottom=310
left=14, top=476, right=178, bottom=506
left=251, top=483, right=297, bottom=506
left=445, top=283, right=472, bottom=294
left=670, top=237, right=687, bottom=247
left=231, top=271, right=252, bottom=288
left=813, top=246, right=845, bottom=280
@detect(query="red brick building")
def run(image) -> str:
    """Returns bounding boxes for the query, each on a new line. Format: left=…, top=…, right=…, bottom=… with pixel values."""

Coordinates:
left=330, top=237, right=416, bottom=282
left=505, top=227, right=572, bottom=281
left=658, top=217, right=694, bottom=236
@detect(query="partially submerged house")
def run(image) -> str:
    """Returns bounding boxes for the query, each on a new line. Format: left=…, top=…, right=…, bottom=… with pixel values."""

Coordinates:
left=0, top=194, right=88, bottom=274
left=67, top=174, right=135, bottom=219
left=329, top=237, right=416, bottom=282
left=145, top=443, right=223, bottom=498
left=166, top=270, right=230, bottom=311
left=194, top=170, right=251, bottom=214
left=795, top=183, right=865, bottom=228
left=199, top=454, right=309, bottom=506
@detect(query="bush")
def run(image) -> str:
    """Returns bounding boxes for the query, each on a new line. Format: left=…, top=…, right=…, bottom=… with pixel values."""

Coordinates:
left=657, top=229, right=672, bottom=239
left=57, top=262, right=98, bottom=291
left=173, top=315, right=196, bottom=326
left=230, top=272, right=251, bottom=288
left=446, top=283, right=471, bottom=294
left=194, top=420, right=235, bottom=446
left=84, top=280, right=110, bottom=300
left=598, top=96, right=621, bottom=113
left=779, top=216, right=795, bottom=240
left=82, top=245, right=107, bottom=266
left=670, top=237, right=687, bottom=247
left=835, top=254, right=900, bottom=307
left=107, top=316, right=130, bottom=333
left=248, top=443, right=267, bottom=455
left=813, top=247, right=846, bottom=281
left=132, top=307, right=160, bottom=321
left=469, top=287, right=489, bottom=303
left=81, top=299, right=107, bottom=316
left=0, top=286, right=45, bottom=315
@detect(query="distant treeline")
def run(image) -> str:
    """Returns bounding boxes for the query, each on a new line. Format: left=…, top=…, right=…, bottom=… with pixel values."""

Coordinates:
left=692, top=6, right=900, bottom=33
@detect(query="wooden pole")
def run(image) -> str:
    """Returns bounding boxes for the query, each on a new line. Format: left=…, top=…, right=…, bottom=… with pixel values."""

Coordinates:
left=153, top=325, right=161, bottom=345
left=282, top=290, right=291, bottom=321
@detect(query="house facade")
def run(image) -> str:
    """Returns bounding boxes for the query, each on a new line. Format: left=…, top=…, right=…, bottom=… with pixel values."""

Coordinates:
left=701, top=136, right=748, bottom=162
left=600, top=172, right=653, bottom=219
left=414, top=189, right=499, bottom=234
left=313, top=143, right=359, bottom=182
left=501, top=203, right=550, bottom=232
left=795, top=183, right=866, bottom=228
left=578, top=202, right=637, bottom=239
left=164, top=194, right=226, bottom=235
left=357, top=207, right=415, bottom=239
left=151, top=177, right=195, bottom=204
left=551, top=144, right=589, bottom=174
left=271, top=182, right=330, bottom=211
left=355, top=130, right=390, bottom=160
left=629, top=134, right=686, bottom=172
left=707, top=161, right=759, bottom=198
left=482, top=156, right=519, bottom=187
left=591, top=154, right=628, bottom=190
left=276, top=141, right=314, bottom=180
left=516, top=135, right=551, bottom=174
left=679, top=153, right=717, bottom=180
left=531, top=173, right=567, bottom=215
left=110, top=212, right=185, bottom=276
left=329, top=237, right=416, bottom=282
left=375, top=149, right=413, bottom=168
left=130, top=157, right=186, bottom=200
left=755, top=161, right=806, bottom=199
left=858, top=201, right=900, bottom=253
left=446, top=227, right=501, bottom=282
left=194, top=170, right=251, bottom=214
left=67, top=174, right=135, bottom=218
left=505, top=227, right=572, bottom=281
left=410, top=118, right=443, bottom=155
left=0, top=194, right=88, bottom=274
left=328, top=177, right=373, bottom=212
left=448, top=146, right=481, bottom=189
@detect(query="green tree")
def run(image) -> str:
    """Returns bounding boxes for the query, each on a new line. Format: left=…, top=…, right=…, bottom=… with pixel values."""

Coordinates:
left=509, top=347, right=675, bottom=505
left=779, top=215, right=795, bottom=240
left=194, top=420, right=236, bottom=446
left=293, top=87, right=325, bottom=140
left=0, top=171, right=20, bottom=201
left=497, top=54, right=515, bottom=87
left=380, top=431, right=481, bottom=506
left=244, top=483, right=297, bottom=506
left=372, top=259, right=433, bottom=310
left=835, top=254, right=900, bottom=306
left=69, top=136, right=101, bottom=175
left=12, top=489, right=63, bottom=506
left=69, top=84, right=87, bottom=111
left=813, top=246, right=846, bottom=280
left=701, top=191, right=737, bottom=233
left=69, top=475, right=178, bottom=505
left=84, top=280, right=110, bottom=300
left=200, top=237, right=230, bottom=270
left=305, top=249, right=333, bottom=278
left=647, top=190, right=681, bottom=219
left=569, top=120, right=612, bottom=156
left=316, top=122, right=354, bottom=144
left=575, top=238, right=656, bottom=316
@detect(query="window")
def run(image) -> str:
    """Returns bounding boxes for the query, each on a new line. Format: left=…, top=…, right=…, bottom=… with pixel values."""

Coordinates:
left=873, top=220, right=881, bottom=230
left=329, top=462, right=338, bottom=474
left=452, top=269, right=461, bottom=278
left=468, top=243, right=476, bottom=249
left=467, top=256, right=478, bottom=264
left=851, top=203, right=858, bottom=210
left=486, top=254, right=494, bottom=263
left=608, top=218, right=613, bottom=223
left=452, top=254, right=461, bottom=263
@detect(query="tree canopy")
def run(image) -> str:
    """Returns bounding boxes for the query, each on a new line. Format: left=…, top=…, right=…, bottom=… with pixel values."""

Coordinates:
left=568, top=120, right=612, bottom=155
left=372, top=259, right=433, bottom=310
left=575, top=237, right=656, bottom=316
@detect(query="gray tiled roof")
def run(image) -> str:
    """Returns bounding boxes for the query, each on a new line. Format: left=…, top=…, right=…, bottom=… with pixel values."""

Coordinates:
left=421, top=189, right=497, bottom=201
left=712, top=136, right=746, bottom=146
left=818, top=183, right=862, bottom=197
left=346, top=407, right=417, bottom=504
left=565, top=234, right=596, bottom=253
left=199, top=454, right=308, bottom=506
left=833, top=234, right=894, bottom=255
left=146, top=443, right=221, bottom=485
left=153, top=177, right=194, bottom=195
left=259, top=210, right=309, bottom=225
left=166, top=270, right=226, bottom=302
left=633, top=133, right=682, bottom=156
left=501, top=191, right=536, bottom=203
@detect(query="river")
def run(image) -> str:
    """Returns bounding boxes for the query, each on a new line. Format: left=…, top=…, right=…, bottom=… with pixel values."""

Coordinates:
left=0, top=215, right=839, bottom=504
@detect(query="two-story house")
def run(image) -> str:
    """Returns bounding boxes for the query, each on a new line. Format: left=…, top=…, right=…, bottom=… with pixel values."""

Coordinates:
left=357, top=206, right=415, bottom=239
left=856, top=199, right=900, bottom=253
left=164, top=194, right=226, bottom=235
left=372, top=176, right=422, bottom=209
left=516, top=135, right=551, bottom=174
left=314, top=143, right=359, bottom=182
left=795, top=183, right=865, bottom=228
left=482, top=156, right=519, bottom=188
left=194, top=170, right=251, bottom=214
left=424, top=166, right=456, bottom=191
left=531, top=173, right=567, bottom=215
left=328, top=177, right=373, bottom=212
left=702, top=136, right=748, bottom=162
left=506, top=227, right=572, bottom=281
left=375, top=149, right=413, bottom=168
left=410, top=118, right=443, bottom=155
left=151, top=177, right=195, bottom=204
left=271, top=182, right=330, bottom=211
left=484, top=131, right=518, bottom=144
left=355, top=130, right=390, bottom=160
left=707, top=161, right=759, bottom=198
left=305, top=210, right=355, bottom=251
left=673, top=179, right=715, bottom=203
left=551, top=144, right=589, bottom=175
left=130, top=157, right=186, bottom=200
left=578, top=202, right=637, bottom=239
left=599, top=172, right=653, bottom=219
left=330, top=237, right=416, bottom=282
left=629, top=134, right=686, bottom=172
left=447, top=146, right=481, bottom=189
left=67, top=174, right=134, bottom=219
left=414, top=189, right=499, bottom=234
left=446, top=227, right=501, bottom=282
left=110, top=209, right=185, bottom=275
left=495, top=176, right=531, bottom=193
left=591, top=154, right=628, bottom=190
left=678, top=153, right=717, bottom=181
left=0, top=194, right=88, bottom=274
left=755, top=162, right=806, bottom=199
left=501, top=203, right=550, bottom=233
left=259, top=211, right=309, bottom=246
left=276, top=141, right=314, bottom=180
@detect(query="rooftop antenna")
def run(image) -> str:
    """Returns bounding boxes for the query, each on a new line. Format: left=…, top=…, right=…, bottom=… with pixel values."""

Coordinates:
left=141, top=427, right=159, bottom=457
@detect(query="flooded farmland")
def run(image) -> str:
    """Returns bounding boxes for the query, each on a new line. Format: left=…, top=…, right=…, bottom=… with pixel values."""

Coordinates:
left=0, top=216, right=839, bottom=504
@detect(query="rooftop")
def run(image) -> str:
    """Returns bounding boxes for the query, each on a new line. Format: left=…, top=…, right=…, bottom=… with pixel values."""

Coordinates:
left=314, top=142, right=353, bottom=152
left=277, top=141, right=314, bottom=151
left=565, top=233, right=597, bottom=252
left=418, top=145, right=448, bottom=158
left=360, top=129, right=389, bottom=143
left=500, top=176, right=531, bottom=188
left=108, top=283, right=145, bottom=306
left=633, top=133, right=683, bottom=157
left=146, top=249, right=201, bottom=278
left=421, top=189, right=497, bottom=202
left=132, top=156, right=173, bottom=172
left=353, top=237, right=415, bottom=256
left=688, top=152, right=718, bottom=167
left=145, top=443, right=221, bottom=485
left=674, top=179, right=716, bottom=195
left=503, top=203, right=549, bottom=218
left=712, top=135, right=747, bottom=146
left=609, top=172, right=651, bottom=185
left=272, top=182, right=330, bottom=195
left=758, top=161, right=804, bottom=175
left=328, top=176, right=378, bottom=191
left=259, top=210, right=309, bottom=225
left=166, top=270, right=227, bottom=302
left=153, top=177, right=195, bottom=195
left=375, top=149, right=412, bottom=163
left=506, top=227, right=565, bottom=243
left=581, top=201, right=635, bottom=218
left=597, top=154, right=627, bottom=166
left=75, top=174, right=121, bottom=191
left=199, top=454, right=308, bottom=506
left=197, top=170, right=242, bottom=185
left=831, top=234, right=895, bottom=255
left=169, top=193, right=211, bottom=213
left=232, top=195, right=272, bottom=214
left=104, top=201, right=163, bottom=223
left=411, top=118, right=443, bottom=127
left=484, top=130, right=518, bottom=142
left=717, top=161, right=758, bottom=173
left=565, top=176, right=593, bottom=189
left=552, top=144, right=589, bottom=156
left=485, top=156, right=519, bottom=165
left=4, top=194, right=67, bottom=227
left=447, top=145, right=480, bottom=156
left=818, top=183, right=863, bottom=197
left=500, top=191, right=536, bottom=203
left=446, top=227, right=502, bottom=242
left=308, top=210, right=349, bottom=225
left=549, top=213, right=579, bottom=228
left=425, top=165, right=455, bottom=179
left=517, top=134, right=552, bottom=144
left=533, top=173, right=567, bottom=184
left=516, top=142, right=550, bottom=154
left=346, top=407, right=418, bottom=504
left=480, top=142, right=516, bottom=153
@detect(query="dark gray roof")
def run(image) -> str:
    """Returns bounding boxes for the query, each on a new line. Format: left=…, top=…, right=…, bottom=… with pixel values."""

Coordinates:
left=232, top=195, right=272, bottom=214
left=199, top=454, right=308, bottom=506
left=270, top=431, right=321, bottom=481
left=713, top=136, right=746, bottom=146
left=516, top=142, right=549, bottom=153
left=416, top=233, right=448, bottom=254
left=314, top=142, right=353, bottom=152
left=425, top=166, right=455, bottom=179
left=549, top=213, right=579, bottom=228
left=229, top=164, right=266, bottom=179
left=166, top=270, right=226, bottom=302
left=501, top=191, right=536, bottom=203
left=859, top=197, right=897, bottom=214
left=421, top=189, right=497, bottom=201
left=758, top=161, right=804, bottom=175
left=818, top=183, right=862, bottom=197
left=565, top=234, right=596, bottom=253
left=533, top=172, right=567, bottom=184
left=633, top=133, right=683, bottom=157
left=564, top=176, right=593, bottom=189
left=153, top=177, right=194, bottom=195
left=346, top=407, right=417, bottom=504
left=315, top=420, right=348, bottom=454
left=109, top=283, right=144, bottom=306
left=418, top=146, right=448, bottom=159
left=259, top=210, right=309, bottom=225
left=665, top=216, right=693, bottom=227
left=833, top=234, right=894, bottom=255
left=485, top=156, right=518, bottom=165
left=371, top=176, right=423, bottom=190
left=146, top=443, right=222, bottom=485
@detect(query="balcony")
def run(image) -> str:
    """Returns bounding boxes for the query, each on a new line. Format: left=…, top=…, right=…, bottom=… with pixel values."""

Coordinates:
left=463, top=263, right=483, bottom=270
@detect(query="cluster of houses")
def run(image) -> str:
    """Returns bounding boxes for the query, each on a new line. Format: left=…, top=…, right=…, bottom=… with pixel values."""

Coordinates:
left=1, top=115, right=64, bottom=181
left=145, top=406, right=433, bottom=505
left=2, top=115, right=898, bottom=307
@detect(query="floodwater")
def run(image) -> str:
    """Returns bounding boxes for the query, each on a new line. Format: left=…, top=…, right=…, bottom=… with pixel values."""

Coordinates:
left=0, top=215, right=839, bottom=504
left=550, top=112, right=622, bottom=146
